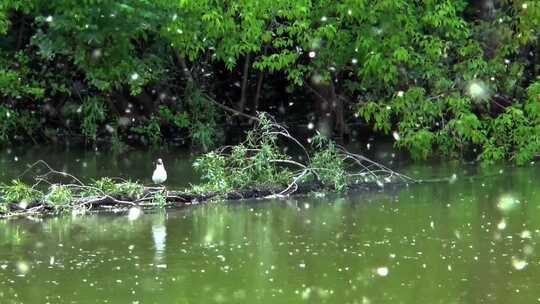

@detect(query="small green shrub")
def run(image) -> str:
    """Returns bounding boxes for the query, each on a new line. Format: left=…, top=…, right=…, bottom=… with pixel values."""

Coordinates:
left=310, top=134, right=347, bottom=191
left=0, top=180, right=43, bottom=204
left=193, top=114, right=293, bottom=193
left=153, top=192, right=166, bottom=207
left=46, top=185, right=72, bottom=209
left=92, top=178, right=144, bottom=198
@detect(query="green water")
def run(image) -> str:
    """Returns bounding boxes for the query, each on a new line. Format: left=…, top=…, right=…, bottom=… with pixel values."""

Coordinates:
left=1, top=147, right=540, bottom=303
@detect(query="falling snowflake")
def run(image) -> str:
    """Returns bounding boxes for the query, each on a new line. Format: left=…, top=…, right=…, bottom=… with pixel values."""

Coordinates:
left=392, top=131, right=400, bottom=141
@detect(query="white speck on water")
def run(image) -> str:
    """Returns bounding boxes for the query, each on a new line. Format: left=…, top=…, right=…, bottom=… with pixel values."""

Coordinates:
left=308, top=51, right=316, bottom=58
left=497, top=220, right=507, bottom=230
left=156, top=264, right=167, bottom=269
left=522, top=3, right=528, bottom=9
left=301, top=287, right=312, bottom=300
left=512, top=257, right=528, bottom=270
left=307, top=122, right=314, bottom=130
left=14, top=156, right=18, bottom=162
left=45, top=15, right=53, bottom=22
left=0, top=265, right=7, bottom=270
left=397, top=91, right=404, bottom=97
left=321, top=16, right=327, bottom=22
left=16, top=262, right=29, bottom=274
left=430, top=221, right=435, bottom=229
left=376, top=267, right=389, bottom=277
left=299, top=263, right=306, bottom=268
left=131, top=73, right=139, bottom=81
left=366, top=143, right=371, bottom=150
left=521, top=230, right=532, bottom=239
left=348, top=9, right=353, bottom=15
left=449, top=174, right=457, bottom=184
left=497, top=194, right=519, bottom=213
left=176, top=29, right=183, bottom=34
left=49, top=256, right=55, bottom=266
left=6, top=111, right=10, bottom=118
left=351, top=58, right=358, bottom=64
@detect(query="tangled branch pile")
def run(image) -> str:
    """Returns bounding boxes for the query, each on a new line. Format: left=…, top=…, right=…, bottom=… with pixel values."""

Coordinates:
left=0, top=161, right=181, bottom=218
left=193, top=113, right=414, bottom=195
left=0, top=114, right=414, bottom=218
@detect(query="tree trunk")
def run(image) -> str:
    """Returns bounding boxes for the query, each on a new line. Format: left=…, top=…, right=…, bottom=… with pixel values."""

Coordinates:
left=307, top=78, right=350, bottom=143
left=237, top=53, right=251, bottom=113
left=307, top=80, right=335, bottom=138
left=252, top=69, right=264, bottom=115
left=176, top=53, right=195, bottom=85
left=16, top=17, right=26, bottom=50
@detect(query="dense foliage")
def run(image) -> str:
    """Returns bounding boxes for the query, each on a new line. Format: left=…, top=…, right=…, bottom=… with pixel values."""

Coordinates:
left=1, top=1, right=540, bottom=163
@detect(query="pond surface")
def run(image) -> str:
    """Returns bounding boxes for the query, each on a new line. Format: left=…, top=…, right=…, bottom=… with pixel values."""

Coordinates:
left=1, top=147, right=540, bottom=303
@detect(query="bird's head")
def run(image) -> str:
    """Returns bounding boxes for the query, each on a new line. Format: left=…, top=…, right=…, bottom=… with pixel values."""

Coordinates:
left=156, top=158, right=163, bottom=165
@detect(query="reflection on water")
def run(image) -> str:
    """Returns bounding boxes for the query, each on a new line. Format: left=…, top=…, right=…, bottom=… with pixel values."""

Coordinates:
left=1, top=153, right=540, bottom=302
left=152, top=219, right=167, bottom=264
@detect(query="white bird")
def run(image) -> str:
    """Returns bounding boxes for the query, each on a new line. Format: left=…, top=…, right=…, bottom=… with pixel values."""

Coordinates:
left=152, top=158, right=167, bottom=184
